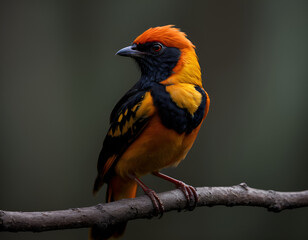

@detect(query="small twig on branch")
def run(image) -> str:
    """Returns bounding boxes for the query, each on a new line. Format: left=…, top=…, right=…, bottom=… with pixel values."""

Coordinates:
left=1, top=183, right=308, bottom=233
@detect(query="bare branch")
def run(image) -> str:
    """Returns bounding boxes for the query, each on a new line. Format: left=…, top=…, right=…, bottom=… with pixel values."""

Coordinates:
left=1, top=183, right=308, bottom=232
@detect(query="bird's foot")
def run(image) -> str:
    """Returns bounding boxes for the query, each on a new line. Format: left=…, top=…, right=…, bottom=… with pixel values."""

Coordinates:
left=152, top=172, right=198, bottom=211
left=129, top=174, right=164, bottom=217
left=143, top=188, right=165, bottom=218
left=175, top=181, right=198, bottom=210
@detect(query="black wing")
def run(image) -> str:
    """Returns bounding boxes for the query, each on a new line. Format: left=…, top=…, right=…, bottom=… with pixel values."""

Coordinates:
left=93, top=87, right=153, bottom=193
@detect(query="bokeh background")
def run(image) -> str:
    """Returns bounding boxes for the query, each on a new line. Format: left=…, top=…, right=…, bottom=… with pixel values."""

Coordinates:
left=1, top=0, right=308, bottom=239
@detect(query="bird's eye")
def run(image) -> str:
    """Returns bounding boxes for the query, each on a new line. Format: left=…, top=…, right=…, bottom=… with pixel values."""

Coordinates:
left=151, top=43, right=163, bottom=53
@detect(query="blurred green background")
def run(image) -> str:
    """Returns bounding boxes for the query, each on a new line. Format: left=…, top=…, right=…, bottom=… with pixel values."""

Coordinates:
left=1, top=0, right=308, bottom=239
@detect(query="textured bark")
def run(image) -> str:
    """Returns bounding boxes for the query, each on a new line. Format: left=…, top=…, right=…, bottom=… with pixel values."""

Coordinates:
left=1, top=183, right=308, bottom=232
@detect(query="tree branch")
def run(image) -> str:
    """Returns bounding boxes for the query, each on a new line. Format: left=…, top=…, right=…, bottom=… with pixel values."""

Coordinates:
left=1, top=183, right=308, bottom=232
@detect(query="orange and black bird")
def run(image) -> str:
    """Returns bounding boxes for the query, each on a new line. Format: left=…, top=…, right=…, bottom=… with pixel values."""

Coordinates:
left=91, top=25, right=210, bottom=240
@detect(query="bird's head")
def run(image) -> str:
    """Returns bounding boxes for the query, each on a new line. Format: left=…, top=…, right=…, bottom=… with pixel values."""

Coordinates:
left=116, top=25, right=202, bottom=86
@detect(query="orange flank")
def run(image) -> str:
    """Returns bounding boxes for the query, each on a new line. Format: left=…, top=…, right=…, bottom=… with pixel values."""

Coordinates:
left=116, top=114, right=199, bottom=178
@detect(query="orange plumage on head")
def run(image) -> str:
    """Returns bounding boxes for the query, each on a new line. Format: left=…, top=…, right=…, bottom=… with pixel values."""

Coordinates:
left=134, top=25, right=195, bottom=49
left=133, top=25, right=199, bottom=79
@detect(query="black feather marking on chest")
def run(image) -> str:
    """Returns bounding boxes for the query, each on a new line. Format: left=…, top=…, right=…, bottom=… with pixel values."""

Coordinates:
left=151, top=83, right=207, bottom=134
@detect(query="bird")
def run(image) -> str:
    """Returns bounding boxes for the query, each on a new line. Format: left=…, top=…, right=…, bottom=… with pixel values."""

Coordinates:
left=90, top=25, right=210, bottom=240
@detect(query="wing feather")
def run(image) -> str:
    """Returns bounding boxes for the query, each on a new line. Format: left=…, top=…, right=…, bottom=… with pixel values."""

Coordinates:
left=93, top=89, right=154, bottom=193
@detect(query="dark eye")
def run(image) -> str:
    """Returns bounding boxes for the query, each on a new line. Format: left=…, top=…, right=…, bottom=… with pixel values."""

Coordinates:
left=151, top=43, right=163, bottom=53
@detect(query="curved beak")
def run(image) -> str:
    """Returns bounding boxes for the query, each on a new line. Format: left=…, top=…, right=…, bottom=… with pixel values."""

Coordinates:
left=116, top=45, right=144, bottom=58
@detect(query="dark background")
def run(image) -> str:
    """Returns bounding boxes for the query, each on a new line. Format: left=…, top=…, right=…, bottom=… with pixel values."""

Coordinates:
left=1, top=0, right=308, bottom=240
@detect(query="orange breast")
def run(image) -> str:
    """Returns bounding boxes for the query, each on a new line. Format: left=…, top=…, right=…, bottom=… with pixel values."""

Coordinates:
left=115, top=113, right=203, bottom=179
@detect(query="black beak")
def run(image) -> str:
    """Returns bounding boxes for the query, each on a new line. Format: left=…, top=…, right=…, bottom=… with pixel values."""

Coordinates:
left=116, top=45, right=144, bottom=58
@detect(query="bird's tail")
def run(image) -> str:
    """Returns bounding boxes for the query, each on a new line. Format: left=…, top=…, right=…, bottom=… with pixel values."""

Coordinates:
left=90, top=175, right=138, bottom=240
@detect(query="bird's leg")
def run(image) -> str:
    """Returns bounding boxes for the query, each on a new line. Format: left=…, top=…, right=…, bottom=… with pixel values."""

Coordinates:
left=128, top=174, right=164, bottom=217
left=152, top=172, right=198, bottom=210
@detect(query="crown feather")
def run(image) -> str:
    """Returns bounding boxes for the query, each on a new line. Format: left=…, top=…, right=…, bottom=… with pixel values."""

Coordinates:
left=133, top=25, right=195, bottom=49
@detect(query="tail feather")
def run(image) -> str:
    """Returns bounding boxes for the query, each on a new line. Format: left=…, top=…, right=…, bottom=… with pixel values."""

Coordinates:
left=93, top=175, right=103, bottom=195
left=90, top=175, right=137, bottom=240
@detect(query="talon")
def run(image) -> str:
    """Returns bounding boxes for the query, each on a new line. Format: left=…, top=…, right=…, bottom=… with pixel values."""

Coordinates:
left=144, top=188, right=165, bottom=217
left=177, top=182, right=198, bottom=210
left=131, top=175, right=164, bottom=217
left=153, top=172, right=199, bottom=211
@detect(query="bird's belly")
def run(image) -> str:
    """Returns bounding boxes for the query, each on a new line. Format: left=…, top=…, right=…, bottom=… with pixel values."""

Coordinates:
left=115, top=114, right=200, bottom=178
